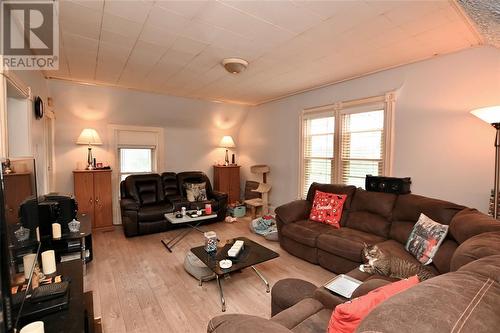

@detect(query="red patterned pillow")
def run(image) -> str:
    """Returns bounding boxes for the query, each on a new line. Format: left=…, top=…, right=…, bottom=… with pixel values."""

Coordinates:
left=309, top=190, right=347, bottom=228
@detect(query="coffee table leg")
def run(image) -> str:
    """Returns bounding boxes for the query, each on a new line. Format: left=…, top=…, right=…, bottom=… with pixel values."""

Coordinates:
left=162, top=221, right=204, bottom=252
left=251, top=266, right=270, bottom=293
left=216, top=275, right=226, bottom=312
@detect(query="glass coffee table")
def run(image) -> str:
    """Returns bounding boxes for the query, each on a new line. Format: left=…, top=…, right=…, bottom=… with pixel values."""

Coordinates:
left=162, top=211, right=217, bottom=252
left=190, top=237, right=279, bottom=312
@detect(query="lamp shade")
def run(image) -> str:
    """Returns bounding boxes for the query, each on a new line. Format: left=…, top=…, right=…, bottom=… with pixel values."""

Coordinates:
left=219, top=135, right=235, bottom=148
left=471, top=106, right=500, bottom=124
left=76, top=128, right=102, bottom=145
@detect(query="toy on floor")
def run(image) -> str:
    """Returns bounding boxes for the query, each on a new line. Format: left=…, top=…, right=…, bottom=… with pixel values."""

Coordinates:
left=250, top=215, right=278, bottom=241
left=244, top=165, right=271, bottom=218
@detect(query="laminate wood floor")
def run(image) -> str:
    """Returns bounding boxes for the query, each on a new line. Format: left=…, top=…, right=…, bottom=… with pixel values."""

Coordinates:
left=84, top=217, right=333, bottom=333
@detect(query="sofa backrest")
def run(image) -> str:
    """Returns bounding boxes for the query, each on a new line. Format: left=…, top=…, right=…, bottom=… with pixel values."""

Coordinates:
left=177, top=171, right=214, bottom=197
left=347, top=189, right=397, bottom=238
left=161, top=172, right=179, bottom=197
left=306, top=183, right=357, bottom=225
left=391, top=193, right=465, bottom=243
left=124, top=174, right=165, bottom=205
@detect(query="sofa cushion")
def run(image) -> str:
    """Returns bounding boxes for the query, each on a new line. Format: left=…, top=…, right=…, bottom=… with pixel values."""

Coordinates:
left=307, top=183, right=356, bottom=226
left=431, top=239, right=458, bottom=274
left=309, top=191, right=347, bottom=228
left=450, top=232, right=500, bottom=271
left=161, top=172, right=178, bottom=197
left=317, top=228, right=385, bottom=262
left=138, top=203, right=173, bottom=222
left=390, top=193, right=464, bottom=244
left=405, top=214, right=449, bottom=265
left=292, top=308, right=331, bottom=333
left=346, top=189, right=396, bottom=237
left=392, top=193, right=464, bottom=225
left=281, top=220, right=334, bottom=247
left=271, top=298, right=325, bottom=330
left=449, top=208, right=500, bottom=244
left=345, top=212, right=392, bottom=238
left=328, top=276, right=419, bottom=333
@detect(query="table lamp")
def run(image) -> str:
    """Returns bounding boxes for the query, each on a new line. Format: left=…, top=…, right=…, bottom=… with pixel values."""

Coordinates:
left=471, top=105, right=500, bottom=219
left=76, top=128, right=102, bottom=170
left=219, top=135, right=235, bottom=166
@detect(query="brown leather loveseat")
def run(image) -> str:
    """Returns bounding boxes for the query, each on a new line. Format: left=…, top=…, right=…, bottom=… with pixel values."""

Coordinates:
left=120, top=171, right=228, bottom=237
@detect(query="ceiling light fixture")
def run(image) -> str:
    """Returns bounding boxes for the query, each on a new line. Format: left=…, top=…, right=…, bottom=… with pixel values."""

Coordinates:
left=222, top=58, right=248, bottom=74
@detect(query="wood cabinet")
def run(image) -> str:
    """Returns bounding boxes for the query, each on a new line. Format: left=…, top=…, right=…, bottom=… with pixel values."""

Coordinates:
left=73, top=170, right=113, bottom=230
left=213, top=165, right=240, bottom=204
left=3, top=173, right=33, bottom=225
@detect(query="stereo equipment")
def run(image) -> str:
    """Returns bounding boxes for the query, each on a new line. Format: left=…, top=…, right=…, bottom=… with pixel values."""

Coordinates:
left=365, top=175, right=411, bottom=194
left=37, top=201, right=60, bottom=239
left=40, top=194, right=78, bottom=232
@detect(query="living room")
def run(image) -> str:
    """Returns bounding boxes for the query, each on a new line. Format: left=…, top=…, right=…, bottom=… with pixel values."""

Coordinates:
left=1, top=1, right=499, bottom=333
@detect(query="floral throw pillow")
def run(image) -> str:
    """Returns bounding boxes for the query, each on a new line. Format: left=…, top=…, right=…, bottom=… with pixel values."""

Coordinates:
left=405, top=213, right=449, bottom=265
left=184, top=182, right=207, bottom=202
left=309, top=190, right=347, bottom=228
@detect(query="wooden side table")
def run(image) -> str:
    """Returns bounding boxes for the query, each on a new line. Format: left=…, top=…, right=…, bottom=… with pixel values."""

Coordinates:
left=213, top=165, right=240, bottom=204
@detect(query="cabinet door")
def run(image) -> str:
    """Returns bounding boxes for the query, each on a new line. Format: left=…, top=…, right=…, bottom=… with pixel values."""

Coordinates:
left=4, top=174, right=33, bottom=225
left=74, top=172, right=94, bottom=223
left=93, top=172, right=113, bottom=229
left=229, top=167, right=240, bottom=203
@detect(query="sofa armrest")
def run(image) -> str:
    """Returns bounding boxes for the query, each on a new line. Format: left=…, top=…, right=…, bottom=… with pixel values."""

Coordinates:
left=275, top=200, right=312, bottom=225
left=449, top=208, right=500, bottom=244
left=212, top=190, right=228, bottom=201
left=120, top=198, right=139, bottom=211
left=313, top=287, right=347, bottom=309
left=207, top=314, right=292, bottom=333
left=450, top=231, right=500, bottom=271
left=121, top=211, right=138, bottom=237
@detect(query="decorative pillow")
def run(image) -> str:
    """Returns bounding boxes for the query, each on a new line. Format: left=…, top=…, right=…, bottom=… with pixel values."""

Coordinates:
left=328, top=276, right=419, bottom=333
left=184, top=182, right=207, bottom=202
left=405, top=213, right=449, bottom=265
left=309, top=190, right=347, bottom=228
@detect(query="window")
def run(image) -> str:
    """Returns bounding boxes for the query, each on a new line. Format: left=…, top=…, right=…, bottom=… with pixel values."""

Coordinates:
left=300, top=94, right=394, bottom=197
left=119, top=147, right=155, bottom=181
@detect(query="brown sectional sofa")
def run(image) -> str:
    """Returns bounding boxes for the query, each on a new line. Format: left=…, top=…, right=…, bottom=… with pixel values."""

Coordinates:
left=207, top=182, right=500, bottom=332
left=275, top=183, right=495, bottom=276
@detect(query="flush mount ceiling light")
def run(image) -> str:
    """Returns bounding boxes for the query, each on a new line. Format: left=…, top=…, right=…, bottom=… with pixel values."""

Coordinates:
left=222, top=58, right=248, bottom=74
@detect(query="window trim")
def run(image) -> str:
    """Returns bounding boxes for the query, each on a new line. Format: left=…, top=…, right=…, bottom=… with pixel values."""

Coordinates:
left=108, top=124, right=165, bottom=224
left=299, top=92, right=395, bottom=198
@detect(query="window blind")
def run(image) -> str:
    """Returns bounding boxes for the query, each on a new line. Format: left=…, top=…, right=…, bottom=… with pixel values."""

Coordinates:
left=340, top=109, right=385, bottom=188
left=300, top=94, right=393, bottom=198
left=302, top=111, right=335, bottom=197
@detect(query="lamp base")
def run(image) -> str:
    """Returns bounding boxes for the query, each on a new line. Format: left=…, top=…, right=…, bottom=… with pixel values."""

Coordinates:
left=86, top=147, right=93, bottom=170
left=224, top=149, right=229, bottom=166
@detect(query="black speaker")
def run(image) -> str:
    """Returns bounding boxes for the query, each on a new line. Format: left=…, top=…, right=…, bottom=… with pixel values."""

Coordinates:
left=365, top=175, right=411, bottom=194
left=37, top=201, right=60, bottom=239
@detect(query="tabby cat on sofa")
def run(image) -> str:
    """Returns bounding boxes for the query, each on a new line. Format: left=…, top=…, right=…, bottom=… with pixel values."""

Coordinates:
left=360, top=244, right=435, bottom=281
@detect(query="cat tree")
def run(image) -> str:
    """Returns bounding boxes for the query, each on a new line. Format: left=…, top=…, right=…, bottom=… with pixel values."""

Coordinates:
left=244, top=165, right=271, bottom=218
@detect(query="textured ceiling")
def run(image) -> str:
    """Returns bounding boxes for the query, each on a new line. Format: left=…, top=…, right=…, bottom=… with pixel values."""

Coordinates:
left=457, top=0, right=500, bottom=48
left=45, top=0, right=483, bottom=105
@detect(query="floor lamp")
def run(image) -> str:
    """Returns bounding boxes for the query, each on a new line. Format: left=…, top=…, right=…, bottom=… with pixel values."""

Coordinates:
left=471, top=106, right=500, bottom=219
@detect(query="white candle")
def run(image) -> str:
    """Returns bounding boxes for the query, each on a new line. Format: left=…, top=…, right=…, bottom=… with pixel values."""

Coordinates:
left=41, top=250, right=56, bottom=275
left=36, top=227, right=40, bottom=241
left=52, top=223, right=61, bottom=239
left=20, top=321, right=44, bottom=333
left=22, top=254, right=37, bottom=280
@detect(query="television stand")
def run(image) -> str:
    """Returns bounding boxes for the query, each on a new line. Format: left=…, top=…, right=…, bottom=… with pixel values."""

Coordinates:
left=17, top=258, right=100, bottom=332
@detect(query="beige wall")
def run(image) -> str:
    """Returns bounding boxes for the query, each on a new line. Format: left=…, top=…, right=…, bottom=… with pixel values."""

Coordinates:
left=48, top=80, right=248, bottom=195
left=239, top=46, right=500, bottom=213
left=8, top=70, right=51, bottom=195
